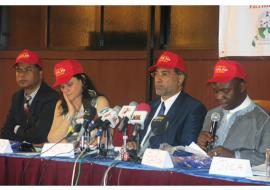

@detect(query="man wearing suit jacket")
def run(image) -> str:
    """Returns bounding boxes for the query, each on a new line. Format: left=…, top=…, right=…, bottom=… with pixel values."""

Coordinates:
left=1, top=49, right=58, bottom=144
left=137, top=51, right=207, bottom=154
left=197, top=60, right=270, bottom=166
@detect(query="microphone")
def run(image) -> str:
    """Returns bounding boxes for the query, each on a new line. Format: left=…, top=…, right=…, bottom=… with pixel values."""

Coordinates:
left=129, top=101, right=138, bottom=107
left=76, top=106, right=97, bottom=142
left=117, top=102, right=137, bottom=132
left=129, top=103, right=151, bottom=137
left=129, top=103, right=151, bottom=129
left=90, top=106, right=122, bottom=130
left=151, top=115, right=169, bottom=136
left=206, top=112, right=221, bottom=152
left=65, top=123, right=82, bottom=138
left=100, top=106, right=121, bottom=128
left=118, top=102, right=137, bottom=119
left=94, top=106, right=122, bottom=151
left=128, top=103, right=151, bottom=156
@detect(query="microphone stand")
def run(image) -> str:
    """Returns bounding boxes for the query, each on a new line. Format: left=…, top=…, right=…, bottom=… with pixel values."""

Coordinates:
left=101, top=124, right=109, bottom=157
left=79, top=133, right=85, bottom=151
left=97, top=127, right=103, bottom=155
left=79, top=130, right=90, bottom=152
left=123, top=126, right=128, bottom=149
left=133, top=125, right=140, bottom=156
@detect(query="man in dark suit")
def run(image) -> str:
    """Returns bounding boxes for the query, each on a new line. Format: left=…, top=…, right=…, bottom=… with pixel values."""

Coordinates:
left=138, top=51, right=207, bottom=154
left=1, top=49, right=58, bottom=144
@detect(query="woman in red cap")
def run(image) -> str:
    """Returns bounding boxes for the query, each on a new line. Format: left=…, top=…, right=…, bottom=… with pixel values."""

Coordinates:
left=47, top=59, right=110, bottom=145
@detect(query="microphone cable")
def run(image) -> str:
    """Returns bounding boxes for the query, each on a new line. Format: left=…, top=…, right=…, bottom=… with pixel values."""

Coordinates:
left=101, top=160, right=122, bottom=186
left=21, top=134, right=74, bottom=184
left=71, top=148, right=87, bottom=185
left=73, top=149, right=99, bottom=185
left=37, top=148, right=76, bottom=185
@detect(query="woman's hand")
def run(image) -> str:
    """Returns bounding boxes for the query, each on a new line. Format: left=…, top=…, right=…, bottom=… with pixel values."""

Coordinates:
left=63, top=93, right=76, bottom=116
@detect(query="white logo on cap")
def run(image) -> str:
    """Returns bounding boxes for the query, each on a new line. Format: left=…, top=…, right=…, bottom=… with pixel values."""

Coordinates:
left=55, top=67, right=66, bottom=77
left=159, top=55, right=171, bottom=63
left=215, top=66, right=229, bottom=74
left=17, top=52, right=30, bottom=60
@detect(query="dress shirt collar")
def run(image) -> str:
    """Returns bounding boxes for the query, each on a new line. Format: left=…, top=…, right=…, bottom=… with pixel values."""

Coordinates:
left=224, top=95, right=252, bottom=115
left=24, top=84, right=41, bottom=105
left=160, top=91, right=181, bottom=115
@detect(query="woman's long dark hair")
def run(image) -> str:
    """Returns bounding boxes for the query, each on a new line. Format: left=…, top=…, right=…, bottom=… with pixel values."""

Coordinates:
left=59, top=73, right=100, bottom=115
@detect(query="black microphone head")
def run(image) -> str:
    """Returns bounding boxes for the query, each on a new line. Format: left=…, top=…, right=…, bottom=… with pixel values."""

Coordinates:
left=73, top=123, right=82, bottom=133
left=84, top=106, right=97, bottom=120
left=151, top=115, right=169, bottom=136
left=89, top=118, right=104, bottom=131
left=210, top=112, right=220, bottom=122
left=117, top=117, right=129, bottom=132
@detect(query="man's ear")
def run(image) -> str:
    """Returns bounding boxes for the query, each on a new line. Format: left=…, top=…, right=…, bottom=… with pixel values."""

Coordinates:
left=240, top=81, right=247, bottom=93
left=178, top=74, right=185, bottom=87
left=39, top=70, right=43, bottom=80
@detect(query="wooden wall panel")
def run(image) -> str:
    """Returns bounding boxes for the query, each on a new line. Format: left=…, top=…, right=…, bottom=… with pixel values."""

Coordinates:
left=170, top=6, right=219, bottom=49
left=8, top=6, right=45, bottom=49
left=50, top=6, right=98, bottom=48
left=104, top=6, right=148, bottom=32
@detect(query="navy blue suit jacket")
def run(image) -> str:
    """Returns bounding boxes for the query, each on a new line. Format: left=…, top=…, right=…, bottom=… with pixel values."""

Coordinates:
left=141, top=91, right=207, bottom=148
left=1, top=82, right=58, bottom=144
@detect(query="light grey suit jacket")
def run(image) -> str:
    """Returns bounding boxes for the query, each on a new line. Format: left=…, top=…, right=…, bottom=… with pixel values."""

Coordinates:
left=202, top=102, right=270, bottom=166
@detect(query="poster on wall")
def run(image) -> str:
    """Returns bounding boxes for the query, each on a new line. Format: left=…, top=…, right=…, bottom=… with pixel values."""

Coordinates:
left=219, top=5, right=270, bottom=57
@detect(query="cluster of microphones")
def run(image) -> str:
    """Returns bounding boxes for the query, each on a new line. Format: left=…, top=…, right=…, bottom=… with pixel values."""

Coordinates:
left=66, top=101, right=156, bottom=159
left=66, top=101, right=221, bottom=161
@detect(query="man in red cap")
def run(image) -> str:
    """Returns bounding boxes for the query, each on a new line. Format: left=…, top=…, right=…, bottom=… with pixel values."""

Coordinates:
left=1, top=49, right=58, bottom=144
left=136, top=51, right=207, bottom=155
left=197, top=60, right=270, bottom=166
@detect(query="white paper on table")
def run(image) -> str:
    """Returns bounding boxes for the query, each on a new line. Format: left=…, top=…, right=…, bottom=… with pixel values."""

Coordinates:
left=184, top=142, right=209, bottom=158
left=209, top=157, right=253, bottom=177
left=252, top=164, right=268, bottom=176
left=246, top=175, right=270, bottom=182
left=141, top=148, right=174, bottom=169
left=0, top=139, right=13, bottom=154
left=41, top=143, right=74, bottom=158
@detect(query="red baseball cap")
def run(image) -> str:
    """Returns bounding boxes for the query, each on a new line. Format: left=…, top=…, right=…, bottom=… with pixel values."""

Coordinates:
left=52, top=59, right=84, bottom=88
left=15, top=49, right=43, bottom=68
left=148, top=51, right=187, bottom=73
left=207, top=60, right=246, bottom=83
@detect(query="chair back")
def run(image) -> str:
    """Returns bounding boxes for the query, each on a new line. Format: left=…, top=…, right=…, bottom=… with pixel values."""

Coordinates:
left=253, top=99, right=270, bottom=113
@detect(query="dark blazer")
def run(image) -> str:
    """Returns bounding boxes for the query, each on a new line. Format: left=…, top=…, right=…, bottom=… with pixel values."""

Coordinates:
left=141, top=91, right=207, bottom=148
left=1, top=82, right=58, bottom=144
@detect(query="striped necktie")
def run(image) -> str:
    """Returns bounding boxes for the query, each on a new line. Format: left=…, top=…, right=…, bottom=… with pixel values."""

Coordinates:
left=24, top=96, right=32, bottom=113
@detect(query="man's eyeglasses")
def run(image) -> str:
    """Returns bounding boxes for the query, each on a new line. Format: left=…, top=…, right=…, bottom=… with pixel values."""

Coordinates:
left=15, top=66, right=36, bottom=73
left=150, top=71, right=175, bottom=78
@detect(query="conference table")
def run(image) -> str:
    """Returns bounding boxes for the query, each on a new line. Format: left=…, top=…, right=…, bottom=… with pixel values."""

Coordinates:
left=0, top=152, right=270, bottom=185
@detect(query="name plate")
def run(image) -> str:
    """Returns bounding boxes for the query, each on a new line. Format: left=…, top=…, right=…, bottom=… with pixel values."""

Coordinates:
left=209, top=157, right=252, bottom=177
left=0, top=139, right=13, bottom=154
left=141, top=148, right=174, bottom=168
left=41, top=143, right=74, bottom=158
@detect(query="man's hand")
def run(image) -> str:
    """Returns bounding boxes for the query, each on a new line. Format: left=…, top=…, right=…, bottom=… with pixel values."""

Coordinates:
left=197, top=131, right=214, bottom=151
left=208, top=146, right=235, bottom=158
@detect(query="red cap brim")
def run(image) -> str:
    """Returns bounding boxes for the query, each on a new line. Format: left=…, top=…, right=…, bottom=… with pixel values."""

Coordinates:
left=148, top=64, right=182, bottom=72
left=207, top=76, right=235, bottom=84
left=52, top=76, right=72, bottom=88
